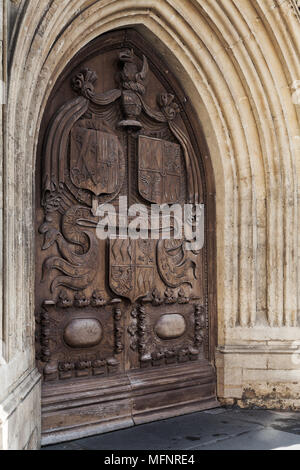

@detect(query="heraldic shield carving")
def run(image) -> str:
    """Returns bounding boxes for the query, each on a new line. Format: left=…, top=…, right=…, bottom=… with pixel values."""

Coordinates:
left=109, top=239, right=156, bottom=302
left=138, top=136, right=182, bottom=204
left=70, top=127, right=121, bottom=196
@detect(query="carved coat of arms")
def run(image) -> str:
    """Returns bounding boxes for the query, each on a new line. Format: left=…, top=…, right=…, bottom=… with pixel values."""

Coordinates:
left=109, top=239, right=156, bottom=302
left=138, top=135, right=182, bottom=204
left=70, top=126, right=121, bottom=196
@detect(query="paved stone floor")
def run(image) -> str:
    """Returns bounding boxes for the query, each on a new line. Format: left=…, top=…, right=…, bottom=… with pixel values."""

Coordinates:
left=43, top=408, right=300, bottom=450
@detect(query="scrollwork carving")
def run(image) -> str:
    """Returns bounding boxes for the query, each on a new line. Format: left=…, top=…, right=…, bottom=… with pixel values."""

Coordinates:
left=158, top=93, right=180, bottom=121
left=157, top=239, right=198, bottom=289
left=72, top=68, right=98, bottom=99
left=72, top=67, right=121, bottom=104
left=41, top=206, right=98, bottom=293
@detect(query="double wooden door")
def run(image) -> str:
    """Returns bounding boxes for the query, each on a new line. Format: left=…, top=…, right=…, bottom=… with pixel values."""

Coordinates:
left=35, top=29, right=217, bottom=443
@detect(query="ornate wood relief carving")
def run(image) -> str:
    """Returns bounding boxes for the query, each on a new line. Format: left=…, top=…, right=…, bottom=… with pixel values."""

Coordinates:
left=36, top=295, right=124, bottom=382
left=109, top=239, right=156, bottom=302
left=40, top=206, right=99, bottom=292
left=194, top=304, right=206, bottom=350
left=114, top=306, right=124, bottom=354
left=36, top=32, right=211, bottom=389
left=157, top=239, right=199, bottom=288
left=118, top=49, right=148, bottom=129
left=138, top=136, right=182, bottom=204
left=70, top=126, right=122, bottom=196
left=128, top=301, right=206, bottom=369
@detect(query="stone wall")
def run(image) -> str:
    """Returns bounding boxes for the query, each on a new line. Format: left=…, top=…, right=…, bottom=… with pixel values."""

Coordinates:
left=0, top=0, right=300, bottom=449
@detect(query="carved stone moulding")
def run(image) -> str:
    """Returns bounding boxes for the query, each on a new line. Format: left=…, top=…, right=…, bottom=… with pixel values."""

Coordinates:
left=36, top=300, right=124, bottom=382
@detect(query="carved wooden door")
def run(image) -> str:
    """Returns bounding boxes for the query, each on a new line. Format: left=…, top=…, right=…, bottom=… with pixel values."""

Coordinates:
left=35, top=30, right=217, bottom=443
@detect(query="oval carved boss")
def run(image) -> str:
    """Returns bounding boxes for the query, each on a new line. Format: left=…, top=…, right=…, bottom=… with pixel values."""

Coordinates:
left=63, top=318, right=103, bottom=348
left=155, top=314, right=186, bottom=340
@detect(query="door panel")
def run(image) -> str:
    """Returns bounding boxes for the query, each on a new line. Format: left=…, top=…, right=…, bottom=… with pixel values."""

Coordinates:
left=35, top=29, right=218, bottom=444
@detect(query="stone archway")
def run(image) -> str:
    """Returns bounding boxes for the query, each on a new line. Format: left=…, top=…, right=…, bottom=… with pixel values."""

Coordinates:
left=1, top=0, right=300, bottom=449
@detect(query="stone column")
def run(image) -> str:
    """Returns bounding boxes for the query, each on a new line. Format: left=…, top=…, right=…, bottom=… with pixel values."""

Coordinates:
left=0, top=0, right=41, bottom=451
